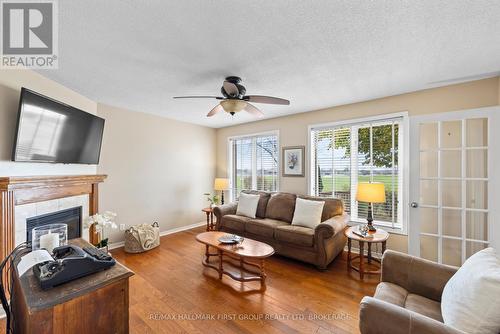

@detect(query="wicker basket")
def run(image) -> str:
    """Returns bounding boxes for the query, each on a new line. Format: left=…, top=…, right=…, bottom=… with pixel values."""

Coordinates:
left=124, top=222, right=160, bottom=253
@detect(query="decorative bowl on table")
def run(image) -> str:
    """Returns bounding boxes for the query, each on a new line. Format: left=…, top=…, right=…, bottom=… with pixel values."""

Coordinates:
left=218, top=234, right=244, bottom=244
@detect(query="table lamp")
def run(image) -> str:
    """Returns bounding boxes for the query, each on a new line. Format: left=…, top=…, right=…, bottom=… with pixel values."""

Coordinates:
left=356, top=182, right=386, bottom=232
left=214, top=178, right=229, bottom=205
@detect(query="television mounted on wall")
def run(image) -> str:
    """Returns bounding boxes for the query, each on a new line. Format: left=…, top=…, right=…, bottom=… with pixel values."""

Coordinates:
left=11, top=88, right=105, bottom=164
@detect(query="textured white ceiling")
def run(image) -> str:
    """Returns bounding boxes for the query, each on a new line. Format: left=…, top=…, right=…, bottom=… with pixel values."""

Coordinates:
left=38, top=0, right=500, bottom=128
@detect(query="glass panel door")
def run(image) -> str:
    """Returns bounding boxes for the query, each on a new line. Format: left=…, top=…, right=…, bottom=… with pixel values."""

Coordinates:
left=409, top=107, right=499, bottom=265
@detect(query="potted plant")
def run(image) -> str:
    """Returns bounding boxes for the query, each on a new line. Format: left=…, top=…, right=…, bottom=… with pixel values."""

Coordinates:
left=84, top=211, right=118, bottom=251
left=203, top=193, right=220, bottom=208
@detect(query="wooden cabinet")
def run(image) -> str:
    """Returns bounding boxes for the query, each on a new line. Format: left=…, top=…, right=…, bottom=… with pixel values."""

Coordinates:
left=11, top=238, right=133, bottom=334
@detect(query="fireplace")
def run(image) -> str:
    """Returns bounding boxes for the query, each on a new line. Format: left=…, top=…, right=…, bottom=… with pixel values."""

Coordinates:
left=25, top=206, right=82, bottom=244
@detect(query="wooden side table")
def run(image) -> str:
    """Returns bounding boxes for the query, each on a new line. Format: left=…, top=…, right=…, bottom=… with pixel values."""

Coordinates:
left=345, top=226, right=389, bottom=279
left=202, top=207, right=216, bottom=231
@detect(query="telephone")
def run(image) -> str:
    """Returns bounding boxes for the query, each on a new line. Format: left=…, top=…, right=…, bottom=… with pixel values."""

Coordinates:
left=33, top=244, right=116, bottom=290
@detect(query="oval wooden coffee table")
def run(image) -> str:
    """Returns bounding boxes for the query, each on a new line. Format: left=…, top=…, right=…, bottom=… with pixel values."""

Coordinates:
left=345, top=226, right=389, bottom=280
left=196, top=231, right=274, bottom=290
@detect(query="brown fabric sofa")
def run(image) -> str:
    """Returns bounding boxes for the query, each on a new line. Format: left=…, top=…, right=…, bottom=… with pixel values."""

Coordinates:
left=213, top=190, right=349, bottom=269
left=359, top=250, right=462, bottom=334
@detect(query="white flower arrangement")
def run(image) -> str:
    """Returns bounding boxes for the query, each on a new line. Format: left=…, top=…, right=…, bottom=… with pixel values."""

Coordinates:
left=84, top=211, right=118, bottom=248
left=84, top=211, right=118, bottom=231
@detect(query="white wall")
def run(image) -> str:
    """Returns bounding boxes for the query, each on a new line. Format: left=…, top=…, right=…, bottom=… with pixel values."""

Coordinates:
left=96, top=104, right=216, bottom=243
left=0, top=69, right=98, bottom=176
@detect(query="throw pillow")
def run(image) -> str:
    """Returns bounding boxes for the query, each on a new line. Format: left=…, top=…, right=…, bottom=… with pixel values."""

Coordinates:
left=441, top=247, right=500, bottom=334
left=236, top=193, right=260, bottom=218
left=291, top=198, right=325, bottom=229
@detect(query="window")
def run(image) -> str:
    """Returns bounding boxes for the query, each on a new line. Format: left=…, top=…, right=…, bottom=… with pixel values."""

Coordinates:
left=229, top=132, right=279, bottom=199
left=310, top=116, right=405, bottom=230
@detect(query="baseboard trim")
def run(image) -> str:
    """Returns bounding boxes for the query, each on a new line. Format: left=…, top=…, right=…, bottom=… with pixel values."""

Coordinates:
left=108, top=222, right=205, bottom=250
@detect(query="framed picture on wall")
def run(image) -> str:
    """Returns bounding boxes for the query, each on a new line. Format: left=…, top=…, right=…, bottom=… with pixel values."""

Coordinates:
left=282, top=146, right=305, bottom=177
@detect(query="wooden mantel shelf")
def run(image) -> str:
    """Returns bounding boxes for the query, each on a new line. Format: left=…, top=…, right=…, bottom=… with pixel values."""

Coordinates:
left=0, top=174, right=107, bottom=206
left=0, top=174, right=107, bottom=191
left=0, top=174, right=107, bottom=276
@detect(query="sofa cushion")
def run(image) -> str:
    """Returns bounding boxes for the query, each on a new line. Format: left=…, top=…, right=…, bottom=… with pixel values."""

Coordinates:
left=441, top=247, right=500, bottom=334
left=374, top=282, right=443, bottom=323
left=245, top=218, right=289, bottom=238
left=274, top=225, right=314, bottom=247
left=405, top=294, right=443, bottom=322
left=221, top=214, right=251, bottom=232
left=242, top=190, right=271, bottom=218
left=236, top=193, right=260, bottom=218
left=374, top=282, right=407, bottom=307
left=266, top=192, right=296, bottom=223
left=298, top=195, right=344, bottom=222
left=292, top=198, right=325, bottom=229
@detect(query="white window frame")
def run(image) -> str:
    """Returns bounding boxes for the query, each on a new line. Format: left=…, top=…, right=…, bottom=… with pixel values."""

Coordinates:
left=308, top=112, right=410, bottom=234
left=227, top=130, right=280, bottom=201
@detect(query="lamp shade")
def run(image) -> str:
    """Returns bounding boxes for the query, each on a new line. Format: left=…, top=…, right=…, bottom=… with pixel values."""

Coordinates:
left=214, top=178, right=229, bottom=191
left=356, top=182, right=386, bottom=203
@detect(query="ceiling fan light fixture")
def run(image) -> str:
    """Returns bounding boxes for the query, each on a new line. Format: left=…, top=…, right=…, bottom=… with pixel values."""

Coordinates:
left=220, top=100, right=247, bottom=114
left=173, top=76, right=290, bottom=118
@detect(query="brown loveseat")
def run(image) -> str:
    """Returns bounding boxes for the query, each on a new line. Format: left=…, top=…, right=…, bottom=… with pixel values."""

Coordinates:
left=213, top=191, right=349, bottom=269
left=359, top=250, right=461, bottom=334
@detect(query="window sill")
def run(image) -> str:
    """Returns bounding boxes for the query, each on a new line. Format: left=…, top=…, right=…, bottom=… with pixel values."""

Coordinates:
left=347, top=221, right=408, bottom=236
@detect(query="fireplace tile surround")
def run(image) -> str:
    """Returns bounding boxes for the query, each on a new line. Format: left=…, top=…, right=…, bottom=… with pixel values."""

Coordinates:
left=15, top=194, right=90, bottom=246
left=0, top=174, right=107, bottom=266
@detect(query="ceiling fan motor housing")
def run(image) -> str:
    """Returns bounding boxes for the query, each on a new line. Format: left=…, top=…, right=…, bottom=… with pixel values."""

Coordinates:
left=221, top=85, right=246, bottom=99
left=221, top=76, right=246, bottom=98
left=225, top=76, right=242, bottom=84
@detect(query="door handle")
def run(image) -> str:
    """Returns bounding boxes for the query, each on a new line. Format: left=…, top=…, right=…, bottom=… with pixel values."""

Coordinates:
left=410, top=202, right=418, bottom=208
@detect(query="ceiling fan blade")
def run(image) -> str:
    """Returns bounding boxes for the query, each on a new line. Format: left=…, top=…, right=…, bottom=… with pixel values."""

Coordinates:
left=223, top=81, right=239, bottom=97
left=207, top=104, right=223, bottom=117
left=244, top=95, right=290, bottom=105
left=173, top=96, right=223, bottom=99
left=244, top=103, right=264, bottom=118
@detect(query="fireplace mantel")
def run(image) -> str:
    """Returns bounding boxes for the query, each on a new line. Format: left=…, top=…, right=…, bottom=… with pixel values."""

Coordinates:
left=0, top=174, right=107, bottom=265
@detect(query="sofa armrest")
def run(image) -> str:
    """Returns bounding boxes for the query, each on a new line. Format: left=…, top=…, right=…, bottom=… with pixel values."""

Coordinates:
left=381, top=250, right=458, bottom=302
left=359, top=297, right=464, bottom=334
left=213, top=202, right=238, bottom=224
left=315, top=213, right=349, bottom=240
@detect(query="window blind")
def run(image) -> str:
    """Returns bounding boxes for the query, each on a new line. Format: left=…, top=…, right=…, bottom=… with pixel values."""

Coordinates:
left=312, top=127, right=352, bottom=213
left=230, top=133, right=278, bottom=199
left=232, top=137, right=253, bottom=194
left=311, top=118, right=403, bottom=229
left=255, top=135, right=279, bottom=191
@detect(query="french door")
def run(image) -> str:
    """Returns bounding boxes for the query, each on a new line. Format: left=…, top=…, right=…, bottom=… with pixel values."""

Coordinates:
left=409, top=106, right=500, bottom=265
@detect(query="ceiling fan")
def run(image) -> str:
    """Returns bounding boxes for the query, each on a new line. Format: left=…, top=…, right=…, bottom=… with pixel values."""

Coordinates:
left=173, top=76, right=290, bottom=118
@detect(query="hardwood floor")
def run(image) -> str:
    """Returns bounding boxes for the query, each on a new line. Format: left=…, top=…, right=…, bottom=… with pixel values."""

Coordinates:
left=112, top=226, right=378, bottom=334
left=0, top=226, right=378, bottom=333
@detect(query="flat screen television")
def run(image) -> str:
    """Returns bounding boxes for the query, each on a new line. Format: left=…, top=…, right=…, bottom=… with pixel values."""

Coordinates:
left=12, top=88, right=105, bottom=164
